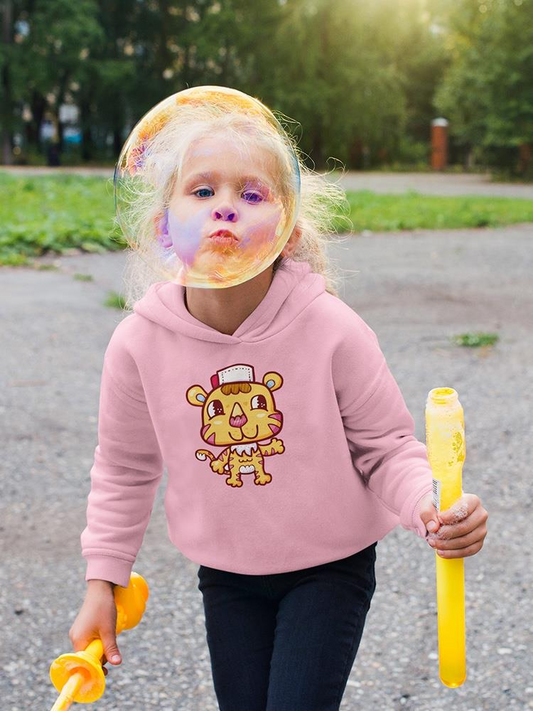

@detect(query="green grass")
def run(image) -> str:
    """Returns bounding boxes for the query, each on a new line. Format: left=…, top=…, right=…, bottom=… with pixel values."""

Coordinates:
left=104, top=291, right=128, bottom=310
left=452, top=332, right=500, bottom=347
left=339, top=190, right=533, bottom=232
left=0, top=173, right=125, bottom=265
left=35, top=263, right=59, bottom=271
left=1, top=174, right=533, bottom=265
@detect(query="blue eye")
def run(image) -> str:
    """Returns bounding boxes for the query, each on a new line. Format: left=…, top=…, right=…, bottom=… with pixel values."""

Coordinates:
left=192, top=187, right=264, bottom=203
left=194, top=187, right=214, bottom=198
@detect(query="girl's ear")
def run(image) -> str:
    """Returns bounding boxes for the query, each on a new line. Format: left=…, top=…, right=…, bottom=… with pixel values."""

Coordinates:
left=155, top=209, right=172, bottom=249
left=281, top=225, right=302, bottom=258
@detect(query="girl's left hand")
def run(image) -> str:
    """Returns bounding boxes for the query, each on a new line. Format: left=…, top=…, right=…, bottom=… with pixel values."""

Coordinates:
left=418, top=493, right=489, bottom=559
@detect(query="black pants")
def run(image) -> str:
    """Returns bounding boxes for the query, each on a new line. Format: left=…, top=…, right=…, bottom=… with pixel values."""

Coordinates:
left=197, top=543, right=378, bottom=711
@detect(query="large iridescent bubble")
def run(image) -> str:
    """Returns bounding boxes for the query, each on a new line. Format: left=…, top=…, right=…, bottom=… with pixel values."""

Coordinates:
left=114, top=86, right=301, bottom=288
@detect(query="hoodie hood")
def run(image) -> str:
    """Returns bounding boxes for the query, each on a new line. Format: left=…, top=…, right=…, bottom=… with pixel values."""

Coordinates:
left=133, top=258, right=326, bottom=344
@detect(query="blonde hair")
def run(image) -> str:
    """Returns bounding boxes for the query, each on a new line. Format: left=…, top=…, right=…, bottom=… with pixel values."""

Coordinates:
left=116, top=101, right=351, bottom=309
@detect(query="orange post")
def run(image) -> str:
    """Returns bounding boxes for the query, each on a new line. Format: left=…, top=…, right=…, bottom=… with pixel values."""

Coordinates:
left=431, top=118, right=449, bottom=170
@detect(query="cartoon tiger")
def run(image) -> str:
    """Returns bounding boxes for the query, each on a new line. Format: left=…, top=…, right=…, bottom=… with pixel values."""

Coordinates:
left=186, top=364, right=285, bottom=488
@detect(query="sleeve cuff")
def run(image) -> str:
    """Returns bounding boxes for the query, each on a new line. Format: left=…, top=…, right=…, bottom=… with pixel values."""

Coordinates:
left=84, top=555, right=134, bottom=588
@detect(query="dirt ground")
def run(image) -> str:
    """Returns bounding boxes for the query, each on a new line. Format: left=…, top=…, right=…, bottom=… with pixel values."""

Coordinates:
left=1, top=223, right=532, bottom=710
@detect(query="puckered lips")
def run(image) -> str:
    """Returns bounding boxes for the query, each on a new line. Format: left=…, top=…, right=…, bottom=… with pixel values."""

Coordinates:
left=208, top=229, right=239, bottom=246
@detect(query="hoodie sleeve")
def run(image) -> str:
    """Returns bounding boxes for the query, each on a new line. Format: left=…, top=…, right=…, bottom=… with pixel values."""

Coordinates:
left=332, top=311, right=432, bottom=539
left=80, top=319, right=165, bottom=587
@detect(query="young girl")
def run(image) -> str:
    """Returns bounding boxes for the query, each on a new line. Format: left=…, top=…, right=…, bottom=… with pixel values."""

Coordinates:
left=69, top=86, right=488, bottom=710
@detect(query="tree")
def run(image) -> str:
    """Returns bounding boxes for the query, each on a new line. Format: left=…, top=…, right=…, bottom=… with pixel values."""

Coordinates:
left=435, top=0, right=533, bottom=173
left=19, top=0, right=104, bottom=153
left=1, top=0, right=20, bottom=164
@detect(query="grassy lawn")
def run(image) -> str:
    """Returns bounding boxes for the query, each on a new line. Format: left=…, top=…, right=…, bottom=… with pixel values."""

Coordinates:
left=340, top=190, right=533, bottom=232
left=1, top=173, right=533, bottom=265
left=0, top=174, right=124, bottom=265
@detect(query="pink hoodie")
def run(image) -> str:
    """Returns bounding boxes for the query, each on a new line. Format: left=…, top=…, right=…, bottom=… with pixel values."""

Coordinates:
left=81, top=258, right=433, bottom=587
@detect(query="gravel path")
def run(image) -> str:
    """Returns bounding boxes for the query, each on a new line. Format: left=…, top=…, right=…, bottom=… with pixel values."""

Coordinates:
left=2, top=166, right=533, bottom=199
left=332, top=171, right=533, bottom=199
left=1, top=224, right=532, bottom=710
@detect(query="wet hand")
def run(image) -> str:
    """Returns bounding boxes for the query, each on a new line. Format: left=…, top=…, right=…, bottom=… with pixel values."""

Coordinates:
left=419, top=492, right=488, bottom=559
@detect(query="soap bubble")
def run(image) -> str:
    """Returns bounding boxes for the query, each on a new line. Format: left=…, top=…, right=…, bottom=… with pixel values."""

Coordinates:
left=114, top=86, right=301, bottom=288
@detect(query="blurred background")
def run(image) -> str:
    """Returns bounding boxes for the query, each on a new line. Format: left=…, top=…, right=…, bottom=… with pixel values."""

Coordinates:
left=1, top=0, right=532, bottom=176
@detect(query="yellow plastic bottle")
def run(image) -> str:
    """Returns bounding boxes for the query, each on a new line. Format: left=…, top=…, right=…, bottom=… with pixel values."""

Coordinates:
left=49, top=572, right=149, bottom=710
left=425, top=387, right=466, bottom=688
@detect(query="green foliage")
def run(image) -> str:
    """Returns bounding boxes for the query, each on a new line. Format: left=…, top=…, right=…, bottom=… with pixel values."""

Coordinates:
left=104, top=291, right=128, bottom=310
left=0, top=174, right=125, bottom=262
left=0, top=252, right=30, bottom=267
left=2, top=0, right=451, bottom=169
left=4, top=0, right=533, bottom=171
left=36, top=263, right=60, bottom=271
left=268, top=0, right=419, bottom=166
left=452, top=332, right=500, bottom=347
left=345, top=190, right=533, bottom=231
left=15, top=0, right=105, bottom=121
left=435, top=0, right=533, bottom=162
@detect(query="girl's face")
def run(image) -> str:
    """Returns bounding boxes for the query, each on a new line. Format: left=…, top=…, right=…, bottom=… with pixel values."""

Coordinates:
left=165, top=134, right=290, bottom=287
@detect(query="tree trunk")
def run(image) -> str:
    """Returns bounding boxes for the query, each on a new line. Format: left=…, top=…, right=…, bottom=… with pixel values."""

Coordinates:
left=518, top=143, right=531, bottom=175
left=28, top=90, right=47, bottom=148
left=80, top=97, right=94, bottom=162
left=1, top=0, right=13, bottom=164
left=464, top=146, right=475, bottom=171
left=349, top=139, right=364, bottom=170
left=310, top=125, right=324, bottom=169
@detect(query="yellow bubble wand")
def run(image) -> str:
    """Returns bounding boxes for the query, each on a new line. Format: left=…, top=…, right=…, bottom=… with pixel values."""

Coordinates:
left=425, top=387, right=467, bottom=688
left=49, top=572, right=149, bottom=710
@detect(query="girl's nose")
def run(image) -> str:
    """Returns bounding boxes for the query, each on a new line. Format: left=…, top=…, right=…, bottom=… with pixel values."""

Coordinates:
left=212, top=201, right=238, bottom=222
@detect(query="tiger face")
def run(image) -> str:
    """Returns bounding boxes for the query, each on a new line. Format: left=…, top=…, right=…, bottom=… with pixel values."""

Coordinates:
left=187, top=370, right=284, bottom=446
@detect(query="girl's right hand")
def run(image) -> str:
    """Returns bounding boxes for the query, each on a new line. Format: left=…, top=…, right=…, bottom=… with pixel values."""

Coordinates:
left=69, top=580, right=122, bottom=677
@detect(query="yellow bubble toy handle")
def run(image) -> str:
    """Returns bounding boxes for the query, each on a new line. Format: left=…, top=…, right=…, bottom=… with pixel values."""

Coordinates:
left=425, top=387, right=467, bottom=688
left=49, top=572, right=149, bottom=710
